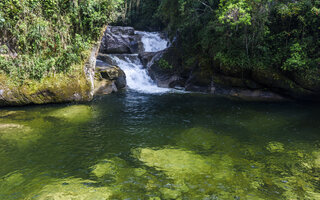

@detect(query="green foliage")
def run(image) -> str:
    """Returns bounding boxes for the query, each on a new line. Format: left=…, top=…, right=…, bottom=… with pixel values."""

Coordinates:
left=158, top=59, right=173, bottom=70
left=123, top=0, right=320, bottom=81
left=0, top=0, right=123, bottom=81
left=282, top=43, right=307, bottom=71
left=218, top=0, right=252, bottom=26
left=119, top=0, right=163, bottom=30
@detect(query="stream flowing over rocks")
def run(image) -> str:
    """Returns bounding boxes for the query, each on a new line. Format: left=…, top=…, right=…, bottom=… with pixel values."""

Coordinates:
left=1, top=25, right=319, bottom=107
left=99, top=26, right=320, bottom=101
left=96, top=26, right=171, bottom=94
left=97, top=26, right=287, bottom=101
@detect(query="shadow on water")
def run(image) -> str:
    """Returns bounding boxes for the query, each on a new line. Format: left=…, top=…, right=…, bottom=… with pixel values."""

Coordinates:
left=0, top=91, right=320, bottom=199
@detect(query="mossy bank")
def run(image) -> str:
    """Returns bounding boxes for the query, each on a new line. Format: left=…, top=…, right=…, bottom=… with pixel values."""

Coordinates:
left=0, top=0, right=124, bottom=106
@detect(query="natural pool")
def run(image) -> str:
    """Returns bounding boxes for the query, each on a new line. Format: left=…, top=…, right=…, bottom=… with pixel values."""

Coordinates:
left=0, top=91, right=319, bottom=200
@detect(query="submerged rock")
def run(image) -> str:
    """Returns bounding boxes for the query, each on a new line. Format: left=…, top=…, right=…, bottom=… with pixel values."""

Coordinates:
left=48, top=105, right=93, bottom=124
left=0, top=110, right=25, bottom=118
left=27, top=178, right=112, bottom=200
left=135, top=148, right=212, bottom=176
left=0, top=171, right=25, bottom=196
left=0, top=123, right=38, bottom=146
left=176, top=127, right=238, bottom=153
left=90, top=158, right=124, bottom=178
left=313, top=151, right=320, bottom=168
left=160, top=188, right=181, bottom=199
left=266, top=141, right=285, bottom=153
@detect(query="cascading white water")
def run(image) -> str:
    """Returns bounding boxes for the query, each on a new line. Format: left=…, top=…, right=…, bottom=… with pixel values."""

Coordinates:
left=105, top=31, right=171, bottom=94
left=136, top=31, right=169, bottom=52
left=105, top=54, right=170, bottom=93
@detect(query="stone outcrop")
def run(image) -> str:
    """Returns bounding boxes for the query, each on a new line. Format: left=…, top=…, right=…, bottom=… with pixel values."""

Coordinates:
left=0, top=42, right=100, bottom=107
left=0, top=26, right=128, bottom=107
left=94, top=61, right=126, bottom=95
left=99, top=26, right=141, bottom=54
left=141, top=47, right=185, bottom=89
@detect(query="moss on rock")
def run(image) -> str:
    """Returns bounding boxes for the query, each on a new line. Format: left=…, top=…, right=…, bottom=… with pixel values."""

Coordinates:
left=134, top=148, right=212, bottom=177
left=27, top=178, right=112, bottom=200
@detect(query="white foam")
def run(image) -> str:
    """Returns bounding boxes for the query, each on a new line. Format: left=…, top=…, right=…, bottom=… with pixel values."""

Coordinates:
left=107, top=55, right=171, bottom=94
left=136, top=31, right=169, bottom=52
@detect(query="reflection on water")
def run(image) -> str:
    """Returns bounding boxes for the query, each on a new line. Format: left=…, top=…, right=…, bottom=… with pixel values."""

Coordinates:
left=0, top=91, right=320, bottom=199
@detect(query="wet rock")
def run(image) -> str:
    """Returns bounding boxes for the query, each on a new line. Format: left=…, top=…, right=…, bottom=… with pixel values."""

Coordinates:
left=227, top=89, right=285, bottom=101
left=139, top=52, right=157, bottom=67
left=94, top=80, right=117, bottom=95
left=146, top=50, right=184, bottom=88
left=185, top=69, right=212, bottom=93
left=99, top=26, right=139, bottom=54
left=94, top=64, right=126, bottom=95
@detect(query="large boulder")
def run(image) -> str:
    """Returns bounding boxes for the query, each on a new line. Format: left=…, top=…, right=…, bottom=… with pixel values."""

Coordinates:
left=0, top=43, right=100, bottom=107
left=94, top=62, right=126, bottom=95
left=144, top=46, right=185, bottom=88
left=138, top=52, right=157, bottom=67
left=99, top=26, right=140, bottom=54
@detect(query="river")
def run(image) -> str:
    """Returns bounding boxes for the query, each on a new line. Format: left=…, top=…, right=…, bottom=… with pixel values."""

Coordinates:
left=0, top=30, right=319, bottom=200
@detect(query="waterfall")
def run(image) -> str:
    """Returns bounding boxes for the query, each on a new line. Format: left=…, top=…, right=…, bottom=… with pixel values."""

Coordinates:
left=136, top=31, right=169, bottom=52
left=100, top=31, right=171, bottom=94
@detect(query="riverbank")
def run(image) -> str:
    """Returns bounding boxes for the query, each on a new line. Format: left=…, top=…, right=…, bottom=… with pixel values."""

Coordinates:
left=0, top=1, right=124, bottom=107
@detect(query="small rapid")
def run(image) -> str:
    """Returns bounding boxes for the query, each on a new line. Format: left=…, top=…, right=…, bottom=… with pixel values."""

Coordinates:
left=100, top=30, right=171, bottom=94
left=136, top=31, right=169, bottom=52
left=103, top=54, right=170, bottom=93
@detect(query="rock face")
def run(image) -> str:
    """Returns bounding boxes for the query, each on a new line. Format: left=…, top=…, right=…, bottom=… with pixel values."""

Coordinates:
left=141, top=47, right=185, bottom=89
left=0, top=26, right=128, bottom=107
left=94, top=62, right=126, bottom=95
left=0, top=43, right=100, bottom=107
left=99, top=26, right=141, bottom=54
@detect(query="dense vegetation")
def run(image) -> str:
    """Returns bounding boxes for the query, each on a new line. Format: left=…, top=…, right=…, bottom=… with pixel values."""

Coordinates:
left=123, top=0, right=320, bottom=81
left=0, top=0, right=122, bottom=81
left=1, top=0, right=319, bottom=86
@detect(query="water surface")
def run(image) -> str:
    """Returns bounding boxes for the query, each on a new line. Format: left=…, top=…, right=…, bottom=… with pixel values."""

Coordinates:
left=0, top=91, right=320, bottom=199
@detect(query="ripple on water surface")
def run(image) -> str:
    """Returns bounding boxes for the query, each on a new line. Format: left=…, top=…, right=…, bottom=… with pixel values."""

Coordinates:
left=0, top=92, right=320, bottom=199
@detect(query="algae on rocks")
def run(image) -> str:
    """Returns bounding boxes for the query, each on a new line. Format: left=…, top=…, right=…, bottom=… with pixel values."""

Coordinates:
left=48, top=105, right=93, bottom=124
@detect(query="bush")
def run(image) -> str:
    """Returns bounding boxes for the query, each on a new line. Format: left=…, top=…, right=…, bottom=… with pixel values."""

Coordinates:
left=0, top=0, right=123, bottom=82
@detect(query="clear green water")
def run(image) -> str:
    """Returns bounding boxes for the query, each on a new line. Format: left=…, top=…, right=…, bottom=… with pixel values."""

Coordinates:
left=0, top=91, right=319, bottom=200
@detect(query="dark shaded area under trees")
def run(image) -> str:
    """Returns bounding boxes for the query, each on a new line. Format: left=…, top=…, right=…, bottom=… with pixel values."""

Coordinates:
left=121, top=0, right=320, bottom=99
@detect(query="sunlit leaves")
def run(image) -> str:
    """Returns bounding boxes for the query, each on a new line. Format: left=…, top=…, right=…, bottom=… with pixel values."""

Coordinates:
left=282, top=43, right=308, bottom=71
left=218, top=0, right=252, bottom=26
